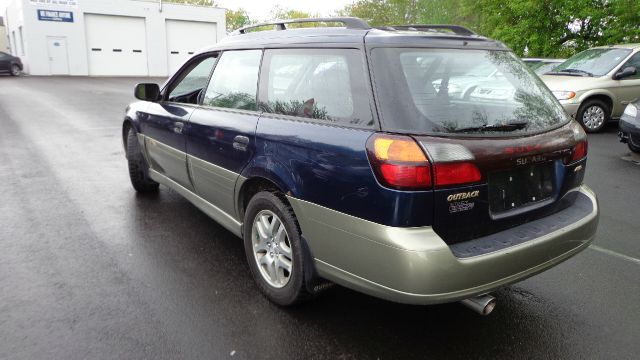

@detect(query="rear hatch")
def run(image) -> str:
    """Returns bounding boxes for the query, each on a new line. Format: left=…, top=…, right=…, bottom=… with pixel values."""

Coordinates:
left=415, top=122, right=587, bottom=243
left=369, top=45, right=589, bottom=244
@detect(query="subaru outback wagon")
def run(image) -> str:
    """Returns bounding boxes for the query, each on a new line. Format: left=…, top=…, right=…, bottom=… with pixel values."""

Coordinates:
left=122, top=18, right=599, bottom=314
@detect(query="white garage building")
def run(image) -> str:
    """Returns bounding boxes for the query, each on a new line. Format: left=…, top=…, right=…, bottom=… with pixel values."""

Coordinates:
left=3, top=0, right=226, bottom=76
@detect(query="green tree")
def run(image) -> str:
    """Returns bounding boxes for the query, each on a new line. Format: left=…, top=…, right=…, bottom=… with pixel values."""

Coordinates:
left=340, top=0, right=640, bottom=58
left=466, top=0, right=640, bottom=57
left=226, top=8, right=251, bottom=32
left=270, top=6, right=317, bottom=20
left=268, top=6, right=319, bottom=28
left=339, top=0, right=471, bottom=27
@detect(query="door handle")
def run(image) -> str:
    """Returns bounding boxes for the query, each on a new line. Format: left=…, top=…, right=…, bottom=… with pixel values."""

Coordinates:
left=173, top=122, right=184, bottom=134
left=233, top=135, right=250, bottom=151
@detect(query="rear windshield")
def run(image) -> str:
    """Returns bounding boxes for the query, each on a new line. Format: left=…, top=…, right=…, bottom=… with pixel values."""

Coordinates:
left=371, top=48, right=570, bottom=136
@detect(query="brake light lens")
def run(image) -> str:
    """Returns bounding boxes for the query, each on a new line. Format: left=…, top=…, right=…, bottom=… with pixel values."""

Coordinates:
left=434, top=162, right=482, bottom=187
left=367, top=134, right=432, bottom=189
left=570, top=141, right=588, bottom=163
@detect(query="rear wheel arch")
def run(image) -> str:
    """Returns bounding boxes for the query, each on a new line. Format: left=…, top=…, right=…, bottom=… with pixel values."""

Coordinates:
left=237, top=176, right=290, bottom=220
left=580, top=94, right=613, bottom=114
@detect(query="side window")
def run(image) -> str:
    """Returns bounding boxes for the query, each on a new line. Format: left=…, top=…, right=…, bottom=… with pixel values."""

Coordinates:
left=0, top=52, right=8, bottom=60
left=168, top=55, right=217, bottom=104
left=260, top=48, right=373, bottom=127
left=203, top=50, right=262, bottom=111
left=622, top=53, right=640, bottom=79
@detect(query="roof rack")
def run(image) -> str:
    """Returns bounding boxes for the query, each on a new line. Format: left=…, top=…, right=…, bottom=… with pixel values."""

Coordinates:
left=233, top=17, right=372, bottom=35
left=382, top=24, right=476, bottom=36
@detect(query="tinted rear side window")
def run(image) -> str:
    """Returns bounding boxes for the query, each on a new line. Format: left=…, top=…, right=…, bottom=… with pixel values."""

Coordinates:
left=203, top=50, right=262, bottom=111
left=371, top=48, right=569, bottom=136
left=259, top=48, right=374, bottom=128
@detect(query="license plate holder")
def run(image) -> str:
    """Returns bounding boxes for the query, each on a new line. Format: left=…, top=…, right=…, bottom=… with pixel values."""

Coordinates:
left=488, top=163, right=555, bottom=214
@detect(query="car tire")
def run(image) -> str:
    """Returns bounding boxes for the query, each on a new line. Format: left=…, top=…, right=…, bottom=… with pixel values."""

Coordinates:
left=126, top=127, right=159, bottom=193
left=10, top=64, right=21, bottom=76
left=243, top=191, right=310, bottom=306
left=629, top=142, right=640, bottom=154
left=577, top=99, right=610, bottom=133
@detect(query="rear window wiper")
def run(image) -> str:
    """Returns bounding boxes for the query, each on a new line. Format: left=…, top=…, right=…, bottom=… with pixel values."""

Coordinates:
left=451, top=121, right=529, bottom=133
left=546, top=68, right=594, bottom=77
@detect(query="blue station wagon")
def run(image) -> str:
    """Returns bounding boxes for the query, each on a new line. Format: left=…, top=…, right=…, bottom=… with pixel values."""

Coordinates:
left=123, top=18, right=599, bottom=315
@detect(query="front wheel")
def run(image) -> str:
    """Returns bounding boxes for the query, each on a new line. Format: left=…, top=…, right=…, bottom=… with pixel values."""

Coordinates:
left=629, top=142, right=640, bottom=154
left=577, top=99, right=609, bottom=133
left=243, top=191, right=310, bottom=306
left=10, top=64, right=21, bottom=76
left=126, top=127, right=159, bottom=193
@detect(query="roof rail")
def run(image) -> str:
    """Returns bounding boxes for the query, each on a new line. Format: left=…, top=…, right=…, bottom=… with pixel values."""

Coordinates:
left=384, top=24, right=476, bottom=36
left=233, top=17, right=372, bottom=35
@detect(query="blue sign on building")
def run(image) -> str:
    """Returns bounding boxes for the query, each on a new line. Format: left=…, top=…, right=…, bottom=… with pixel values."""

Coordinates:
left=37, top=10, right=74, bottom=23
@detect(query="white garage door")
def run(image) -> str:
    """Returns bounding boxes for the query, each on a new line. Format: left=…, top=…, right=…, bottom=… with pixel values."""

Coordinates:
left=166, top=20, right=217, bottom=75
left=85, top=14, right=148, bottom=76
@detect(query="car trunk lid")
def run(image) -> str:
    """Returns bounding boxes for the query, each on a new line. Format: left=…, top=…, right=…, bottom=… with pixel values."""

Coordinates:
left=414, top=121, right=588, bottom=244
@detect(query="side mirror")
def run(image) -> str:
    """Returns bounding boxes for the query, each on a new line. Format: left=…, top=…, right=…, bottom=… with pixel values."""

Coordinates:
left=613, top=66, right=637, bottom=80
left=134, top=83, right=161, bottom=101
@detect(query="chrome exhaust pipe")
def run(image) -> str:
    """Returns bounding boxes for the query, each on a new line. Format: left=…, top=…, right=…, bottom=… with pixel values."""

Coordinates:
left=460, top=294, right=496, bottom=316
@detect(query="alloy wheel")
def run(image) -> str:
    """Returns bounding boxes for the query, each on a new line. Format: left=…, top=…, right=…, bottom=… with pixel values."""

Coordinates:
left=582, top=105, right=605, bottom=131
left=10, top=65, right=20, bottom=76
left=251, top=210, right=293, bottom=288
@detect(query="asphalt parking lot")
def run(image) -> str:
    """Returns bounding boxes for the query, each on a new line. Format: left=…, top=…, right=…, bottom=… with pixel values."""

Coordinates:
left=1, top=76, right=639, bottom=360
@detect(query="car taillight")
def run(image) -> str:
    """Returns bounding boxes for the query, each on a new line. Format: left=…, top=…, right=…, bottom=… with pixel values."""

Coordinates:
left=434, top=162, right=482, bottom=187
left=420, top=142, right=482, bottom=188
left=367, top=134, right=432, bottom=190
left=570, top=140, right=588, bottom=163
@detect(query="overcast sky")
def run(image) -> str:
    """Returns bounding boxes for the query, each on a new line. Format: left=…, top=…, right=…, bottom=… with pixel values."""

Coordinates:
left=1, top=1, right=353, bottom=21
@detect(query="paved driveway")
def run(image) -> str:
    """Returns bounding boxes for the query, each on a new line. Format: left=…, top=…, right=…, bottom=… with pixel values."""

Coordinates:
left=0, top=76, right=638, bottom=359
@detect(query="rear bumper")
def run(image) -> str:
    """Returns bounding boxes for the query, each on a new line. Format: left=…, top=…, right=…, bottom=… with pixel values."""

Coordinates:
left=289, top=185, right=599, bottom=305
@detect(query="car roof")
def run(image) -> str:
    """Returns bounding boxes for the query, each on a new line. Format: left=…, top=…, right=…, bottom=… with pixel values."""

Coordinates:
left=199, top=18, right=508, bottom=53
left=591, top=43, right=640, bottom=50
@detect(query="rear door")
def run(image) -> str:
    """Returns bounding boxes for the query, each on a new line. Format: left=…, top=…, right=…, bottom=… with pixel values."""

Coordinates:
left=186, top=50, right=263, bottom=216
left=141, top=54, right=217, bottom=191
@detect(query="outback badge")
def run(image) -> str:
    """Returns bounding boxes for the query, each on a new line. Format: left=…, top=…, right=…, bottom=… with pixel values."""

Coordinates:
left=447, top=190, right=480, bottom=202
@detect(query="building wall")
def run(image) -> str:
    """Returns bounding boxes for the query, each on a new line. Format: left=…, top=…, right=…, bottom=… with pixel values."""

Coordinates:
left=4, top=0, right=225, bottom=76
left=0, top=24, right=7, bottom=52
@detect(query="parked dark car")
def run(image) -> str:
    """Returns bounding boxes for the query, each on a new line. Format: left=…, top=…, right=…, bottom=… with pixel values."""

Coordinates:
left=0, top=51, right=23, bottom=76
left=122, top=18, right=599, bottom=315
left=619, top=100, right=640, bottom=153
left=523, top=58, right=565, bottom=75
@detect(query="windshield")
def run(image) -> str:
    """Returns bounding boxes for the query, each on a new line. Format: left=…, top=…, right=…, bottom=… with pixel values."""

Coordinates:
left=534, top=62, right=561, bottom=75
left=526, top=61, right=562, bottom=75
left=371, top=48, right=569, bottom=136
left=552, top=48, right=632, bottom=76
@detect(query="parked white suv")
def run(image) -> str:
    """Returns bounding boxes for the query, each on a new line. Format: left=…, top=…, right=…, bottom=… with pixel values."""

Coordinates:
left=542, top=44, right=640, bottom=132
